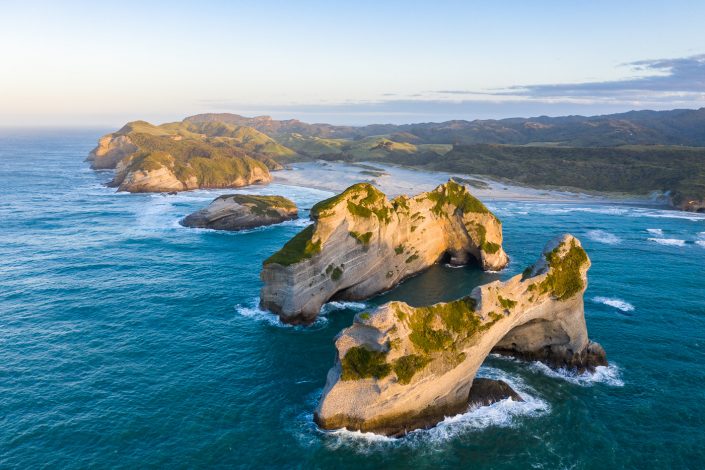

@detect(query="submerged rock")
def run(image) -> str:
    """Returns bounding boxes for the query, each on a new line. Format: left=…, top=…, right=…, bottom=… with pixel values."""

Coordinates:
left=181, top=195, right=297, bottom=231
left=260, top=180, right=509, bottom=324
left=314, top=234, right=607, bottom=436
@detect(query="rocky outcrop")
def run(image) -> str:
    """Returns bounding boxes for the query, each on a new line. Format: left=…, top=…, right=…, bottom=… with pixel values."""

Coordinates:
left=86, top=134, right=138, bottom=170
left=86, top=119, right=290, bottom=193
left=467, top=378, right=523, bottom=408
left=260, top=181, right=509, bottom=324
left=314, top=234, right=607, bottom=436
left=181, top=195, right=297, bottom=231
left=110, top=154, right=271, bottom=193
left=672, top=196, right=705, bottom=213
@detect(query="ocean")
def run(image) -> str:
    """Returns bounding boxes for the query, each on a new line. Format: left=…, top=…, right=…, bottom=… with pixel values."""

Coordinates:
left=1, top=129, right=704, bottom=469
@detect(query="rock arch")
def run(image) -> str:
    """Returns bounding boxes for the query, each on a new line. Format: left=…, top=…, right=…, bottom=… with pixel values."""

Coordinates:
left=314, top=234, right=607, bottom=436
left=260, top=181, right=509, bottom=324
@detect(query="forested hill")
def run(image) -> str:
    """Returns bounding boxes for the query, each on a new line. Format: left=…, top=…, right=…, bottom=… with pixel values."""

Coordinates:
left=186, top=108, right=705, bottom=147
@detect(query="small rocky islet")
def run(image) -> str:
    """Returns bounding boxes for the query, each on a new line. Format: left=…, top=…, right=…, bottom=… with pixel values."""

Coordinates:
left=181, top=194, right=298, bottom=231
left=312, top=234, right=605, bottom=436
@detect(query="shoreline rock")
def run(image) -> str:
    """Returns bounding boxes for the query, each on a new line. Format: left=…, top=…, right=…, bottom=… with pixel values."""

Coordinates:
left=314, top=234, right=606, bottom=436
left=86, top=119, right=291, bottom=193
left=181, top=195, right=298, bottom=231
left=260, top=180, right=509, bottom=324
left=467, top=378, right=523, bottom=409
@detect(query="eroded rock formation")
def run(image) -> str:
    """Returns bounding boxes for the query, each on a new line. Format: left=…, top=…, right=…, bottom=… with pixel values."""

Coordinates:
left=260, top=181, right=509, bottom=323
left=181, top=195, right=297, bottom=231
left=86, top=120, right=284, bottom=192
left=314, top=234, right=607, bottom=436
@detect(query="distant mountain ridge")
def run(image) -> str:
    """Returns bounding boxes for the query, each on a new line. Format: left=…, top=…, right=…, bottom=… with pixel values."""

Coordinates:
left=186, top=107, right=705, bottom=147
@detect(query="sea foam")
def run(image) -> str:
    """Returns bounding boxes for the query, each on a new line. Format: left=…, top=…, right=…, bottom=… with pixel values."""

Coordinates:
left=592, top=296, right=635, bottom=312
left=528, top=362, right=624, bottom=387
left=586, top=230, right=621, bottom=245
left=235, top=299, right=329, bottom=329
left=648, top=238, right=686, bottom=247
left=314, top=367, right=549, bottom=451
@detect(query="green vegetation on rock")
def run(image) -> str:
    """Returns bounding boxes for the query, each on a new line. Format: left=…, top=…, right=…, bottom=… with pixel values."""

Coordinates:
left=392, top=354, right=431, bottom=384
left=349, top=231, right=373, bottom=245
left=223, top=194, right=296, bottom=217
left=426, top=180, right=490, bottom=216
left=538, top=240, right=589, bottom=300
left=397, top=296, right=502, bottom=355
left=498, top=295, right=517, bottom=310
left=340, top=346, right=391, bottom=381
left=311, top=183, right=392, bottom=222
left=263, top=225, right=321, bottom=266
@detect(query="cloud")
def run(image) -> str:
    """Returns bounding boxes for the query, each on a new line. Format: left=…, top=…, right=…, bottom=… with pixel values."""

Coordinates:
left=198, top=53, right=705, bottom=124
left=500, top=53, right=705, bottom=98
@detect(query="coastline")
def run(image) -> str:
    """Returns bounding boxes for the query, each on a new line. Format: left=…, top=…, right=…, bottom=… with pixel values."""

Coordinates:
left=273, top=160, right=667, bottom=208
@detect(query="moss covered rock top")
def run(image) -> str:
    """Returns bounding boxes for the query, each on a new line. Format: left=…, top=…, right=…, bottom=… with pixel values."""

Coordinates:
left=537, top=237, right=590, bottom=301
left=218, top=194, right=297, bottom=212
left=263, top=225, right=321, bottom=266
left=181, top=194, right=298, bottom=231
left=310, top=183, right=390, bottom=221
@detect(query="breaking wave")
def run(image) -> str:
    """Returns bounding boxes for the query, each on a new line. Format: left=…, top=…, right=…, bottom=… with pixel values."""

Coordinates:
left=312, top=367, right=549, bottom=452
left=320, top=301, right=368, bottom=314
left=592, top=296, right=635, bottom=312
left=585, top=230, right=621, bottom=245
left=235, top=299, right=328, bottom=329
left=648, top=238, right=686, bottom=247
left=528, top=362, right=624, bottom=387
left=646, top=228, right=663, bottom=236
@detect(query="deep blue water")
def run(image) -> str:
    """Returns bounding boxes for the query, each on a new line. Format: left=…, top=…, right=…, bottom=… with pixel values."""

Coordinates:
left=1, top=130, right=705, bottom=469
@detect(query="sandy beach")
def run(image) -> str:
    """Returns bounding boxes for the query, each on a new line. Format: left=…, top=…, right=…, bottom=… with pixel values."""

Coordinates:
left=274, top=160, right=664, bottom=206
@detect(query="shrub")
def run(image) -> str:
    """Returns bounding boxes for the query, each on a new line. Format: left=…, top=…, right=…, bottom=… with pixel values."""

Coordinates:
left=340, top=346, right=391, bottom=380
left=393, top=354, right=431, bottom=384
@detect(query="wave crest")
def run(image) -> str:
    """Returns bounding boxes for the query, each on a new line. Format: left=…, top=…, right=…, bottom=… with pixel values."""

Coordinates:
left=235, top=299, right=328, bottom=329
left=592, top=296, right=635, bottom=312
left=528, top=362, right=624, bottom=387
left=586, top=230, right=621, bottom=245
left=648, top=238, right=686, bottom=247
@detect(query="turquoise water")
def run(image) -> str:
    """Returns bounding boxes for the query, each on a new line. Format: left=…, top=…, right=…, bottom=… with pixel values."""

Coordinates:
left=1, top=130, right=705, bottom=469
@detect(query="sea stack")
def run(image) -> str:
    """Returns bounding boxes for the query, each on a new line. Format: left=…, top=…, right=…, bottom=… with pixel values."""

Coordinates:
left=181, top=194, right=298, bottom=231
left=314, top=234, right=607, bottom=436
left=260, top=181, right=509, bottom=324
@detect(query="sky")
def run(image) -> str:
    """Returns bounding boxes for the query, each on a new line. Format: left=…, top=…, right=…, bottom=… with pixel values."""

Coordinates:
left=1, top=0, right=704, bottom=127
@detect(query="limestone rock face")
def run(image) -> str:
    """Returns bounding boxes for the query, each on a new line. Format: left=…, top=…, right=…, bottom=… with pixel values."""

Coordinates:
left=314, top=234, right=607, bottom=436
left=110, top=157, right=271, bottom=193
left=260, top=181, right=509, bottom=324
left=86, top=134, right=137, bottom=170
left=181, top=195, right=298, bottom=231
left=87, top=120, right=278, bottom=193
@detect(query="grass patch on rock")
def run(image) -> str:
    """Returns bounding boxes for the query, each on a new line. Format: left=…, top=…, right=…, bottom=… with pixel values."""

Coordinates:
left=341, top=346, right=391, bottom=381
left=263, top=225, right=321, bottom=266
